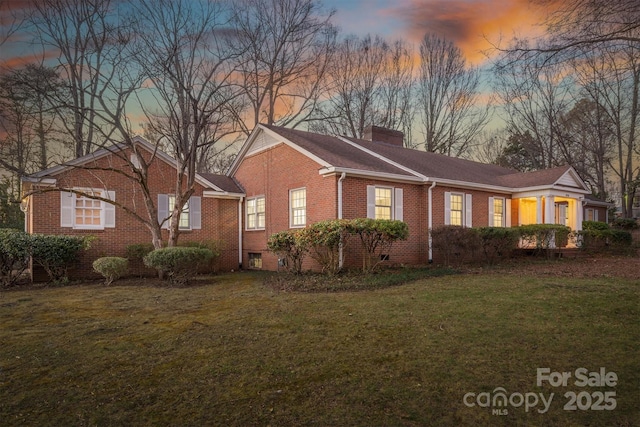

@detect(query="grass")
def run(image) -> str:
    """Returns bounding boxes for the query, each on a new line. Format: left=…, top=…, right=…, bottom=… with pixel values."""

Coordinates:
left=0, top=270, right=638, bottom=426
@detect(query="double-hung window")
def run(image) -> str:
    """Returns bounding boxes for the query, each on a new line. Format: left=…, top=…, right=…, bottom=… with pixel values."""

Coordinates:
left=366, top=185, right=403, bottom=221
left=60, top=188, right=116, bottom=230
left=290, top=188, right=306, bottom=227
left=449, top=193, right=463, bottom=226
left=246, top=196, right=265, bottom=230
left=444, top=192, right=472, bottom=227
left=168, top=195, right=190, bottom=229
left=492, top=197, right=505, bottom=227
left=157, top=194, right=201, bottom=230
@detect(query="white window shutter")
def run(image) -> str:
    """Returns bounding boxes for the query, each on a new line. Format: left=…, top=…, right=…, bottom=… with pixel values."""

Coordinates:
left=104, top=191, right=116, bottom=228
left=366, top=185, right=376, bottom=219
left=60, top=191, right=74, bottom=227
left=506, top=199, right=512, bottom=227
left=394, top=188, right=403, bottom=221
left=444, top=192, right=451, bottom=225
left=465, top=194, right=472, bottom=227
left=158, top=194, right=169, bottom=229
left=488, top=197, right=494, bottom=226
left=190, top=196, right=201, bottom=229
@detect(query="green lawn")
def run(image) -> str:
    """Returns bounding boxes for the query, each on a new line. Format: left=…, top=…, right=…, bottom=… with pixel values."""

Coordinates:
left=1, top=271, right=638, bottom=426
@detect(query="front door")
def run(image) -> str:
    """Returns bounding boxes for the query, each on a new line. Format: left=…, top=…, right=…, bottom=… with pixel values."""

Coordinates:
left=555, top=202, right=568, bottom=226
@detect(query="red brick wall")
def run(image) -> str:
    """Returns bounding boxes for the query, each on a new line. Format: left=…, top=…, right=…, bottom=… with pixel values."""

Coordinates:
left=25, top=147, right=240, bottom=280
left=234, top=143, right=338, bottom=271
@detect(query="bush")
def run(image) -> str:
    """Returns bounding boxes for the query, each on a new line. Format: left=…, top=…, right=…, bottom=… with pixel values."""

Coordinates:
left=430, top=226, right=480, bottom=266
left=578, top=229, right=633, bottom=254
left=30, top=234, right=90, bottom=284
left=582, top=220, right=609, bottom=231
left=143, top=247, right=213, bottom=285
left=179, top=240, right=224, bottom=271
left=476, top=227, right=520, bottom=265
left=267, top=230, right=308, bottom=274
left=0, top=229, right=31, bottom=288
left=518, top=224, right=571, bottom=256
left=125, top=243, right=155, bottom=260
left=347, top=218, right=409, bottom=273
left=93, top=257, right=128, bottom=285
left=611, top=218, right=638, bottom=230
left=302, top=220, right=350, bottom=275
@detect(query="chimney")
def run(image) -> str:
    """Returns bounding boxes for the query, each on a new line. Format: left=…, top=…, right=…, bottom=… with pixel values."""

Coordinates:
left=363, top=125, right=404, bottom=147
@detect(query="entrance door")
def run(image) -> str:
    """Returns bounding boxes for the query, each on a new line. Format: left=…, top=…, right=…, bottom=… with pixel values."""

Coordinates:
left=555, top=202, right=568, bottom=226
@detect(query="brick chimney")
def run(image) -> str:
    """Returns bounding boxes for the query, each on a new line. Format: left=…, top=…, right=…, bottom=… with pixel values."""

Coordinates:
left=363, top=125, right=404, bottom=147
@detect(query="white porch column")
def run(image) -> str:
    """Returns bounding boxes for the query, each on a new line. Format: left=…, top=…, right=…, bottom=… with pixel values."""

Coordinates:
left=575, top=199, right=583, bottom=231
left=536, top=196, right=543, bottom=224
left=545, top=195, right=555, bottom=224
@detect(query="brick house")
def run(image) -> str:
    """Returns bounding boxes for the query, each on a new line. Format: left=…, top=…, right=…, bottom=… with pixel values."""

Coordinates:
left=22, top=125, right=609, bottom=275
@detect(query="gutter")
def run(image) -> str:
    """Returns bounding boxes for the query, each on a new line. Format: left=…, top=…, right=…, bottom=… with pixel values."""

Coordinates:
left=238, top=197, right=243, bottom=269
left=428, top=181, right=436, bottom=262
left=338, top=172, right=346, bottom=268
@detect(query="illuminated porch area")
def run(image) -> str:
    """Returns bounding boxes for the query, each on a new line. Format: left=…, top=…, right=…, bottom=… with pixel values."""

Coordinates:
left=514, top=194, right=584, bottom=248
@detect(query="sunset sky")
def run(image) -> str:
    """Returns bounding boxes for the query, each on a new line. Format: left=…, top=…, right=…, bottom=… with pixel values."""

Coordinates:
left=0, top=0, right=551, bottom=67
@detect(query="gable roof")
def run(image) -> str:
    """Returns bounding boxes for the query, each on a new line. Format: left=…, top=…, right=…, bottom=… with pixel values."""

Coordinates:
left=238, top=125, right=589, bottom=194
left=22, top=136, right=244, bottom=197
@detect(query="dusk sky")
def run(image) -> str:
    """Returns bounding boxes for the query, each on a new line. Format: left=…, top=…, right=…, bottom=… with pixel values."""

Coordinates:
left=0, top=0, right=550, bottom=67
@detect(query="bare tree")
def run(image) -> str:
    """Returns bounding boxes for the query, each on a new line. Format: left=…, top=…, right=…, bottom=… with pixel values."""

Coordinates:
left=311, top=34, right=414, bottom=143
left=28, top=0, right=136, bottom=157
left=0, top=64, right=63, bottom=176
left=493, top=46, right=573, bottom=169
left=134, top=0, right=240, bottom=246
left=229, top=0, right=336, bottom=135
left=417, top=33, right=489, bottom=156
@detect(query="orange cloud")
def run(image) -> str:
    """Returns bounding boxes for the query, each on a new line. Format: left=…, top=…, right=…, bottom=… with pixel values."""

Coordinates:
left=386, top=0, right=556, bottom=65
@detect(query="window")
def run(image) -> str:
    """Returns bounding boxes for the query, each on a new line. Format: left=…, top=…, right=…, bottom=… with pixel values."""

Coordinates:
left=366, top=186, right=403, bottom=221
left=375, top=187, right=392, bottom=220
left=492, top=197, right=505, bottom=227
left=444, top=192, right=472, bottom=227
left=61, top=189, right=115, bottom=230
left=246, top=196, right=265, bottom=230
left=248, top=253, right=262, bottom=269
left=450, top=193, right=463, bottom=226
left=290, top=188, right=306, bottom=227
left=169, top=195, right=190, bottom=229
left=585, top=208, right=598, bottom=222
left=157, top=194, right=201, bottom=230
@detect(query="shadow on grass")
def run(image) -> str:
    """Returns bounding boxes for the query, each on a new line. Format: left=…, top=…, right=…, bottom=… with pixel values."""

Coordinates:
left=263, top=266, right=459, bottom=292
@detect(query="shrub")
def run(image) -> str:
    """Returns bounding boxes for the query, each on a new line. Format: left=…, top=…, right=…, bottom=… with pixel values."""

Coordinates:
left=578, top=229, right=633, bottom=254
left=125, top=243, right=155, bottom=260
left=143, top=247, right=213, bottom=285
left=267, top=230, right=308, bottom=274
left=30, top=234, right=90, bottom=284
left=430, top=226, right=480, bottom=266
left=611, top=218, right=638, bottom=230
left=93, top=257, right=128, bottom=285
left=347, top=218, right=409, bottom=273
left=179, top=240, right=224, bottom=271
left=518, top=224, right=571, bottom=257
left=476, top=227, right=520, bottom=265
left=0, top=229, right=31, bottom=288
left=302, top=220, right=350, bottom=275
left=582, top=220, right=609, bottom=231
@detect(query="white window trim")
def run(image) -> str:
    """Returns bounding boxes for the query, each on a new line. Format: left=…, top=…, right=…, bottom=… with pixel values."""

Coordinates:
left=61, top=188, right=115, bottom=230
left=444, top=191, right=472, bottom=227
left=366, top=185, right=404, bottom=221
left=246, top=196, right=266, bottom=231
left=375, top=186, right=393, bottom=220
left=489, top=196, right=506, bottom=227
left=289, top=187, right=307, bottom=228
left=157, top=194, right=201, bottom=231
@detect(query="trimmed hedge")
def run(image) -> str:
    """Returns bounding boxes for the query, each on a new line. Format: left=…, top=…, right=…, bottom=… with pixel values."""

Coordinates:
left=30, top=234, right=90, bottom=284
left=0, top=229, right=31, bottom=288
left=347, top=218, right=408, bottom=273
left=144, top=247, right=214, bottom=285
left=611, top=218, right=638, bottom=230
left=267, top=230, right=308, bottom=274
left=93, top=257, right=129, bottom=285
left=476, top=227, right=520, bottom=265
left=518, top=224, right=571, bottom=256
left=577, top=229, right=633, bottom=253
left=582, top=220, right=609, bottom=231
left=430, top=226, right=480, bottom=266
left=301, top=220, right=350, bottom=275
left=125, top=243, right=155, bottom=261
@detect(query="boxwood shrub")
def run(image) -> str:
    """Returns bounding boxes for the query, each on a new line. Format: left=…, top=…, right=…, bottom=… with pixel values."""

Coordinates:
left=143, top=247, right=214, bottom=285
left=93, top=257, right=129, bottom=285
left=30, top=234, right=90, bottom=284
left=0, top=229, right=31, bottom=288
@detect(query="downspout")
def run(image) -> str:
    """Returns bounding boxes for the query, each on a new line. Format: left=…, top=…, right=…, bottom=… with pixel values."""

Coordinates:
left=238, top=197, right=243, bottom=270
left=428, top=181, right=436, bottom=262
left=338, top=172, right=346, bottom=268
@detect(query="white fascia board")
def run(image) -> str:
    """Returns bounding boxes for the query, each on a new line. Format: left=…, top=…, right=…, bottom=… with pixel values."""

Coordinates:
left=21, top=176, right=57, bottom=186
left=557, top=167, right=589, bottom=191
left=512, top=188, right=589, bottom=199
left=432, top=178, right=513, bottom=194
left=203, top=190, right=245, bottom=199
left=336, top=136, right=427, bottom=180
left=584, top=199, right=613, bottom=207
left=319, top=167, right=424, bottom=183
left=261, top=126, right=332, bottom=168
